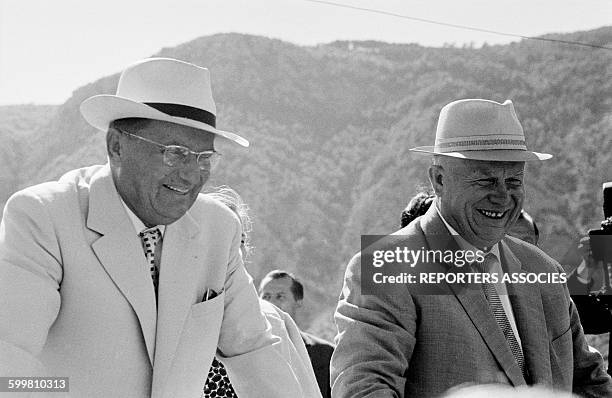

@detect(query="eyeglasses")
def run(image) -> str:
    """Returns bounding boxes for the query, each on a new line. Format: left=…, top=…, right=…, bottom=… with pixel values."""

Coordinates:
left=116, top=127, right=221, bottom=171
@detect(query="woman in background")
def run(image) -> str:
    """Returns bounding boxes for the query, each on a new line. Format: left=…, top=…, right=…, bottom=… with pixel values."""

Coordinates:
left=202, top=187, right=320, bottom=398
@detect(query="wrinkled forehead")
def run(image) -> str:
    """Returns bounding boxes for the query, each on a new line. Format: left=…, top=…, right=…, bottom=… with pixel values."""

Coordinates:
left=444, top=157, right=525, bottom=177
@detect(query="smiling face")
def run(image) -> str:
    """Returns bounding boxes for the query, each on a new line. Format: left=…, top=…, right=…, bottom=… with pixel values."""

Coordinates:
left=429, top=156, right=525, bottom=250
left=108, top=119, right=215, bottom=227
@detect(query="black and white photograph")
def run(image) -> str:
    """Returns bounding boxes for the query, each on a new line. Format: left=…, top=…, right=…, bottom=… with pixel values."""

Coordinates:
left=0, top=1, right=611, bottom=397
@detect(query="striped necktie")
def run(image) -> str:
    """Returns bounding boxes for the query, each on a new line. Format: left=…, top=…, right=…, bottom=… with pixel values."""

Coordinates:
left=476, top=252, right=526, bottom=376
left=139, top=227, right=162, bottom=296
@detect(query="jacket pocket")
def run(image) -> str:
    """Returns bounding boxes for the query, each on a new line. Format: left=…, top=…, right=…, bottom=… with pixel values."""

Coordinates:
left=191, top=291, right=225, bottom=319
left=549, top=326, right=573, bottom=386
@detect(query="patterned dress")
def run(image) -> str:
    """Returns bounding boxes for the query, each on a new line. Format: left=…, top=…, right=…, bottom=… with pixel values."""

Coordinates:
left=202, top=356, right=237, bottom=398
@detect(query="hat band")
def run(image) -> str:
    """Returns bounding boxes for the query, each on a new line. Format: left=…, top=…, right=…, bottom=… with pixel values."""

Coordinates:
left=435, top=135, right=526, bottom=152
left=145, top=102, right=216, bottom=127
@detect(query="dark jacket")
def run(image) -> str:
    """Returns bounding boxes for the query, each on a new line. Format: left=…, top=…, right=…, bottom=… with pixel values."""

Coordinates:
left=301, top=331, right=334, bottom=398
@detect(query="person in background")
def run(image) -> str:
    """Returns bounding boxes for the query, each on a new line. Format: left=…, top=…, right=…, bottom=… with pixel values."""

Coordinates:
left=260, top=270, right=335, bottom=398
left=507, top=210, right=539, bottom=245
left=566, top=235, right=612, bottom=376
left=203, top=188, right=321, bottom=398
left=400, top=192, right=435, bottom=228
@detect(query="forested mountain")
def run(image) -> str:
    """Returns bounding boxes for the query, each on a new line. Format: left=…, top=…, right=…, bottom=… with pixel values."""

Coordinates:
left=0, top=105, right=58, bottom=206
left=1, top=27, right=611, bottom=339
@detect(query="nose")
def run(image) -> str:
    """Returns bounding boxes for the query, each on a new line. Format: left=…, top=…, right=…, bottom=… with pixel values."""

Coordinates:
left=177, top=158, right=204, bottom=185
left=489, top=182, right=510, bottom=204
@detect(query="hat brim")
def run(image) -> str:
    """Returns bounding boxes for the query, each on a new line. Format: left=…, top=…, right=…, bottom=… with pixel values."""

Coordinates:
left=409, top=146, right=552, bottom=161
left=80, top=95, right=249, bottom=147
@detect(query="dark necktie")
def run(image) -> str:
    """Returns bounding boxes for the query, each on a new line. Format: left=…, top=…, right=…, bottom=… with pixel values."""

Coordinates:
left=139, top=227, right=162, bottom=297
left=477, top=253, right=526, bottom=376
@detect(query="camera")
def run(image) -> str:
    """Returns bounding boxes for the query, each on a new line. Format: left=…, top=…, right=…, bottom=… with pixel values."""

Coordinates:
left=588, top=182, right=612, bottom=264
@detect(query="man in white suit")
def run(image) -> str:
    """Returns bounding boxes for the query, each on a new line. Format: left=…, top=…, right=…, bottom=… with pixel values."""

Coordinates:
left=0, top=58, right=320, bottom=398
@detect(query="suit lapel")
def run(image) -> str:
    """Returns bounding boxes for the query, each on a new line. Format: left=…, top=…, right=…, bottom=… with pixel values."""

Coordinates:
left=452, top=289, right=526, bottom=385
left=501, top=241, right=552, bottom=384
left=419, top=207, right=526, bottom=386
left=152, top=210, right=201, bottom=393
left=87, top=164, right=158, bottom=365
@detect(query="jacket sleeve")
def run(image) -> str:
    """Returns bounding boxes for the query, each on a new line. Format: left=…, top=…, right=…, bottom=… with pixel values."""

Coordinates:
left=216, top=216, right=320, bottom=398
left=331, top=253, right=416, bottom=398
left=261, top=300, right=323, bottom=398
left=0, top=190, right=63, bottom=376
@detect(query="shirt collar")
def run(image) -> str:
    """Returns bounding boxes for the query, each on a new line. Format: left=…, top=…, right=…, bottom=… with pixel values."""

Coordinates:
left=434, top=202, right=499, bottom=259
left=119, top=198, right=165, bottom=235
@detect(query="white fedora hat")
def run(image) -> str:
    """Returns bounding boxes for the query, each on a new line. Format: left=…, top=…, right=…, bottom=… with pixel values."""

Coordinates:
left=80, top=57, right=249, bottom=147
left=410, top=99, right=551, bottom=161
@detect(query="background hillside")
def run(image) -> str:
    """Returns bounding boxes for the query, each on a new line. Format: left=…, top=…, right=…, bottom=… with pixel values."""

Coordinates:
left=0, top=105, right=58, bottom=206
left=1, top=27, right=611, bottom=342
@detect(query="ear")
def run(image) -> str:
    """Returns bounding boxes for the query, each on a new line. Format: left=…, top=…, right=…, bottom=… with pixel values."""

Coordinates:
left=295, top=299, right=303, bottom=309
left=106, top=128, right=123, bottom=164
left=428, top=164, right=444, bottom=196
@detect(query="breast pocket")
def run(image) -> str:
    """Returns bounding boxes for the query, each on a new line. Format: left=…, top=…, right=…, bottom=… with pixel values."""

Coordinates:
left=166, top=292, right=227, bottom=398
left=551, top=325, right=571, bottom=353
left=549, top=326, right=573, bottom=386
left=191, top=291, right=225, bottom=320
left=176, top=292, right=226, bottom=367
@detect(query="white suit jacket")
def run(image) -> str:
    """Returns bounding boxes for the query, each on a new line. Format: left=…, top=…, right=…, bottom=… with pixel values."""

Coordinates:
left=0, top=164, right=319, bottom=398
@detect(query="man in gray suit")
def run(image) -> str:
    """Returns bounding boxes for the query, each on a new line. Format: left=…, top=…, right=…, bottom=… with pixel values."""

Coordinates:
left=331, top=99, right=612, bottom=397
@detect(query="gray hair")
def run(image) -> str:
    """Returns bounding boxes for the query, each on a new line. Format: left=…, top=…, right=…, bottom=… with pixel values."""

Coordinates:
left=205, top=186, right=253, bottom=258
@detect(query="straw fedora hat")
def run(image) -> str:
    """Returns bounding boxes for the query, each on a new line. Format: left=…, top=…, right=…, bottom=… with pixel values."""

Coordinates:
left=80, top=57, right=248, bottom=147
left=410, top=99, right=551, bottom=161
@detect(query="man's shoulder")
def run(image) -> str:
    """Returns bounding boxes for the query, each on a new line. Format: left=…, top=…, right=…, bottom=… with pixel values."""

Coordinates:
left=393, top=218, right=427, bottom=239
left=190, top=193, right=239, bottom=220
left=7, top=165, right=104, bottom=208
left=355, top=222, right=427, bottom=260
left=185, top=193, right=242, bottom=236
left=503, top=235, right=562, bottom=273
left=57, top=164, right=106, bottom=186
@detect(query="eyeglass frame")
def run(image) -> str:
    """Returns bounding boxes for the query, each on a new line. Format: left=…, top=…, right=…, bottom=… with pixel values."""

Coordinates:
left=114, top=127, right=221, bottom=171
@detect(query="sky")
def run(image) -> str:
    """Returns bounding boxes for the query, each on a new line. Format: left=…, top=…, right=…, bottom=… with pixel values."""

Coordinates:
left=0, top=0, right=610, bottom=105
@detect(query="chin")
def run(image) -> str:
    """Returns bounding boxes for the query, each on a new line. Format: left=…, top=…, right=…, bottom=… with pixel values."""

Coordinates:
left=150, top=210, right=185, bottom=226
